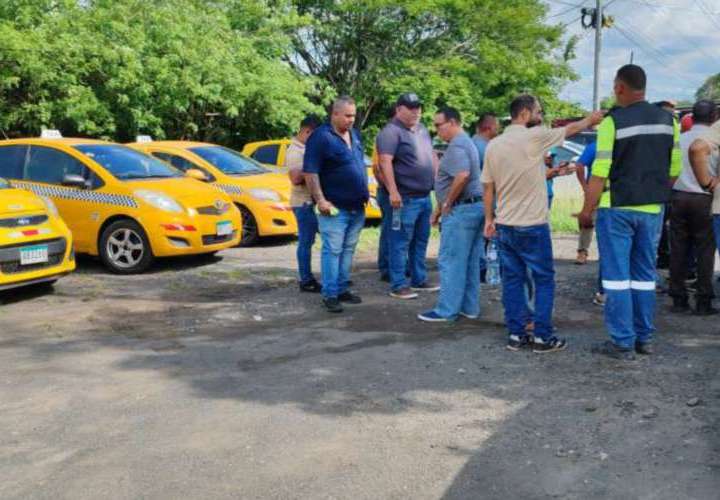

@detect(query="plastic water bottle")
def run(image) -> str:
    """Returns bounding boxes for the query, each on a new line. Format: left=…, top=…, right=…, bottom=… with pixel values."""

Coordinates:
left=486, top=239, right=501, bottom=286
left=392, top=208, right=402, bottom=230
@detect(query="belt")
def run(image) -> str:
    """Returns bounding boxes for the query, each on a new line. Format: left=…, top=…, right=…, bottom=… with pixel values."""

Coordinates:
left=453, top=195, right=482, bottom=206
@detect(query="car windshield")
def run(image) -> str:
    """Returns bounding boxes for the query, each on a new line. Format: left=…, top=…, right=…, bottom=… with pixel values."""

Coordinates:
left=0, top=178, right=9, bottom=189
left=74, top=144, right=183, bottom=180
left=189, top=146, right=269, bottom=175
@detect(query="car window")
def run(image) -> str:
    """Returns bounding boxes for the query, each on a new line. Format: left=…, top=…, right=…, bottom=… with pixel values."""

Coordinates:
left=151, top=152, right=216, bottom=181
left=0, top=145, right=28, bottom=180
left=552, top=147, right=577, bottom=166
left=189, top=146, right=268, bottom=176
left=74, top=144, right=182, bottom=180
left=25, top=146, right=91, bottom=185
left=250, top=144, right=280, bottom=165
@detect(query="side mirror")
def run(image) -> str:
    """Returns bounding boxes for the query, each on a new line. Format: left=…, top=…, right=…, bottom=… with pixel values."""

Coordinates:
left=62, top=174, right=88, bottom=189
left=186, top=169, right=209, bottom=182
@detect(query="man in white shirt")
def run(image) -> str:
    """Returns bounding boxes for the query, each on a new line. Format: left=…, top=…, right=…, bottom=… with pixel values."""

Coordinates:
left=669, top=100, right=718, bottom=315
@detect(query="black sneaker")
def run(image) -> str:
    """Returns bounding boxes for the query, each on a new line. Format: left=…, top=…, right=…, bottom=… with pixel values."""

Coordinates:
left=323, top=297, right=343, bottom=313
left=671, top=296, right=690, bottom=313
left=299, top=280, right=322, bottom=293
left=338, top=291, right=362, bottom=304
left=507, top=334, right=532, bottom=352
left=380, top=274, right=390, bottom=283
left=532, top=336, right=567, bottom=353
left=635, top=341, right=653, bottom=355
left=592, top=340, right=636, bottom=361
left=695, top=298, right=719, bottom=316
left=410, top=282, right=440, bottom=292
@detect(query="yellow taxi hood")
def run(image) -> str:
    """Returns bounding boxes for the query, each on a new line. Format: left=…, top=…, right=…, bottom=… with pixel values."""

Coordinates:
left=228, top=172, right=291, bottom=195
left=0, top=187, right=46, bottom=216
left=123, top=177, right=230, bottom=205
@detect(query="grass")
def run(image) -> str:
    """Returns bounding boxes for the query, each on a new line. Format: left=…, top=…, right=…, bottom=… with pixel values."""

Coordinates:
left=354, top=196, right=582, bottom=249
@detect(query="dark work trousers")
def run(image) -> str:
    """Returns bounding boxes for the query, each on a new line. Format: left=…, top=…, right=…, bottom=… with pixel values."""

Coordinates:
left=669, top=191, right=716, bottom=300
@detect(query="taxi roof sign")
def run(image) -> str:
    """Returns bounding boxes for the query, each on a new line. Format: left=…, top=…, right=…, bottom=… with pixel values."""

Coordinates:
left=40, top=129, right=63, bottom=139
left=136, top=135, right=153, bottom=143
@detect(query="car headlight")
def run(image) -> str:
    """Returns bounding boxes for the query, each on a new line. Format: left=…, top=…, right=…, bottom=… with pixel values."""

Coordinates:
left=40, top=196, right=59, bottom=217
left=367, top=174, right=377, bottom=186
left=133, top=189, right=183, bottom=213
left=249, top=188, right=282, bottom=202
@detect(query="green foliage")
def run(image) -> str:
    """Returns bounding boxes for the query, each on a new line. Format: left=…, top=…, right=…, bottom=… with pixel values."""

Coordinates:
left=696, top=74, right=720, bottom=102
left=0, top=0, right=581, bottom=146
left=0, top=0, right=319, bottom=146
left=288, top=0, right=578, bottom=139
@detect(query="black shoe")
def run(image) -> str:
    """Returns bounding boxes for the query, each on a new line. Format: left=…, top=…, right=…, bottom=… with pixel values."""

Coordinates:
left=323, top=297, right=343, bottom=313
left=592, top=341, right=636, bottom=361
left=532, top=336, right=567, bottom=353
left=635, top=341, right=654, bottom=355
left=299, top=280, right=321, bottom=293
left=671, top=296, right=690, bottom=313
left=507, top=334, right=532, bottom=352
left=480, top=269, right=487, bottom=284
left=338, top=291, right=362, bottom=304
left=347, top=280, right=354, bottom=286
left=380, top=274, right=390, bottom=283
left=695, top=298, right=719, bottom=316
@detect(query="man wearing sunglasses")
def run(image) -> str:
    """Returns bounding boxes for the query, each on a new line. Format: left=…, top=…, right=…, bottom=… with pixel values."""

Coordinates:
left=418, top=107, right=484, bottom=322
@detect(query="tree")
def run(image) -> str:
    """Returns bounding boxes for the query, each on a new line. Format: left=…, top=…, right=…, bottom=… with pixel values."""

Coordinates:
left=696, top=73, right=720, bottom=102
left=0, top=0, right=320, bottom=146
left=287, top=0, right=578, bottom=139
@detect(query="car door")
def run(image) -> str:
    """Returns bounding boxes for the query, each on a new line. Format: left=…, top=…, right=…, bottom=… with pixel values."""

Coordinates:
left=23, top=145, right=103, bottom=252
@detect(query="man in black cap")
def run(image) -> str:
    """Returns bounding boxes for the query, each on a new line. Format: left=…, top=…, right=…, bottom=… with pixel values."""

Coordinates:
left=376, top=93, right=438, bottom=299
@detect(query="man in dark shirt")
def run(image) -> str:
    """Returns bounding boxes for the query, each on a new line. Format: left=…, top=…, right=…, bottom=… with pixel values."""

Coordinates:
left=303, top=96, right=369, bottom=313
left=377, top=93, right=438, bottom=299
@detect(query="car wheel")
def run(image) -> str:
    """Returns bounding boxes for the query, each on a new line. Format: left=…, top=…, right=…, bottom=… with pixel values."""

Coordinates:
left=99, top=219, right=154, bottom=274
left=238, top=206, right=259, bottom=247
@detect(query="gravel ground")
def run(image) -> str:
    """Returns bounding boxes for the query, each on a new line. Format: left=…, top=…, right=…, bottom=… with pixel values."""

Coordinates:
left=1, top=234, right=718, bottom=500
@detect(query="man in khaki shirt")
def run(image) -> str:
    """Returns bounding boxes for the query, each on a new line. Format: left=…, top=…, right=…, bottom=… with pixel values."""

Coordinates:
left=482, top=94, right=602, bottom=353
left=287, top=115, right=322, bottom=292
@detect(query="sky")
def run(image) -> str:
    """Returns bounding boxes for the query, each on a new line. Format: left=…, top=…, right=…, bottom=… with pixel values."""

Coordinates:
left=545, top=0, right=720, bottom=109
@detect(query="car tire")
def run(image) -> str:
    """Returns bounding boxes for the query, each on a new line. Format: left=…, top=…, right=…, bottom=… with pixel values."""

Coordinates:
left=238, top=206, right=259, bottom=247
left=99, top=219, right=154, bottom=274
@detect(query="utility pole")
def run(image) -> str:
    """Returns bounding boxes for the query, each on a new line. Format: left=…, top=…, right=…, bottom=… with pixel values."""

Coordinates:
left=592, top=0, right=602, bottom=111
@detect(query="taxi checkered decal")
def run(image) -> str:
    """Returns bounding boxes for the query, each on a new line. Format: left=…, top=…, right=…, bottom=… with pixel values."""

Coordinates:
left=11, top=181, right=138, bottom=208
left=214, top=183, right=243, bottom=195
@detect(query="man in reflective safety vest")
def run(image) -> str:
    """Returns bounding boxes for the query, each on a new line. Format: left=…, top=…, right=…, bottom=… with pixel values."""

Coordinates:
left=578, top=64, right=682, bottom=360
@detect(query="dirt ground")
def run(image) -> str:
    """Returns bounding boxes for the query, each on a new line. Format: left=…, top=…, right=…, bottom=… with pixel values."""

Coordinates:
left=1, top=234, right=718, bottom=500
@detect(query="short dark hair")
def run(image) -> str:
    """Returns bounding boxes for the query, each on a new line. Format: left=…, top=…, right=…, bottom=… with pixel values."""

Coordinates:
left=509, top=94, right=537, bottom=119
left=436, top=106, right=461, bottom=124
left=300, top=114, right=322, bottom=130
left=476, top=112, right=497, bottom=130
left=615, top=64, right=646, bottom=91
left=692, top=100, right=717, bottom=125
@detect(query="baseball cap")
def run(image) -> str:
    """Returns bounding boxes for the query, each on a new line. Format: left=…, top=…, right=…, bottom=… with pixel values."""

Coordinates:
left=396, top=93, right=423, bottom=108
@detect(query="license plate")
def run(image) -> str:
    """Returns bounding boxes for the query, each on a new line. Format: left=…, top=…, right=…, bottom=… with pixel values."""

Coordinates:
left=216, top=221, right=233, bottom=236
left=20, top=244, right=49, bottom=265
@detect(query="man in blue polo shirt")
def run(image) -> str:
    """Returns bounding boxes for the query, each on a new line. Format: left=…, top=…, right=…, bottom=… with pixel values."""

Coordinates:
left=303, top=96, right=369, bottom=313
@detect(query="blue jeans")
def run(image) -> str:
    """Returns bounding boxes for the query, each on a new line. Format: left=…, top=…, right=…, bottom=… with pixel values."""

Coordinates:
left=318, top=208, right=365, bottom=298
left=433, top=202, right=484, bottom=319
left=714, top=215, right=720, bottom=252
left=596, top=208, right=662, bottom=348
left=389, top=195, right=432, bottom=290
left=376, top=186, right=390, bottom=277
left=497, top=223, right=555, bottom=340
left=292, top=203, right=318, bottom=285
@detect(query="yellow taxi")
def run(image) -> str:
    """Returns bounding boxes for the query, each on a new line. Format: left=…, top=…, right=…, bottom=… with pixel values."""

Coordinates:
left=0, top=137, right=241, bottom=274
left=241, top=139, right=382, bottom=220
left=127, top=140, right=297, bottom=246
left=0, top=177, right=75, bottom=291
